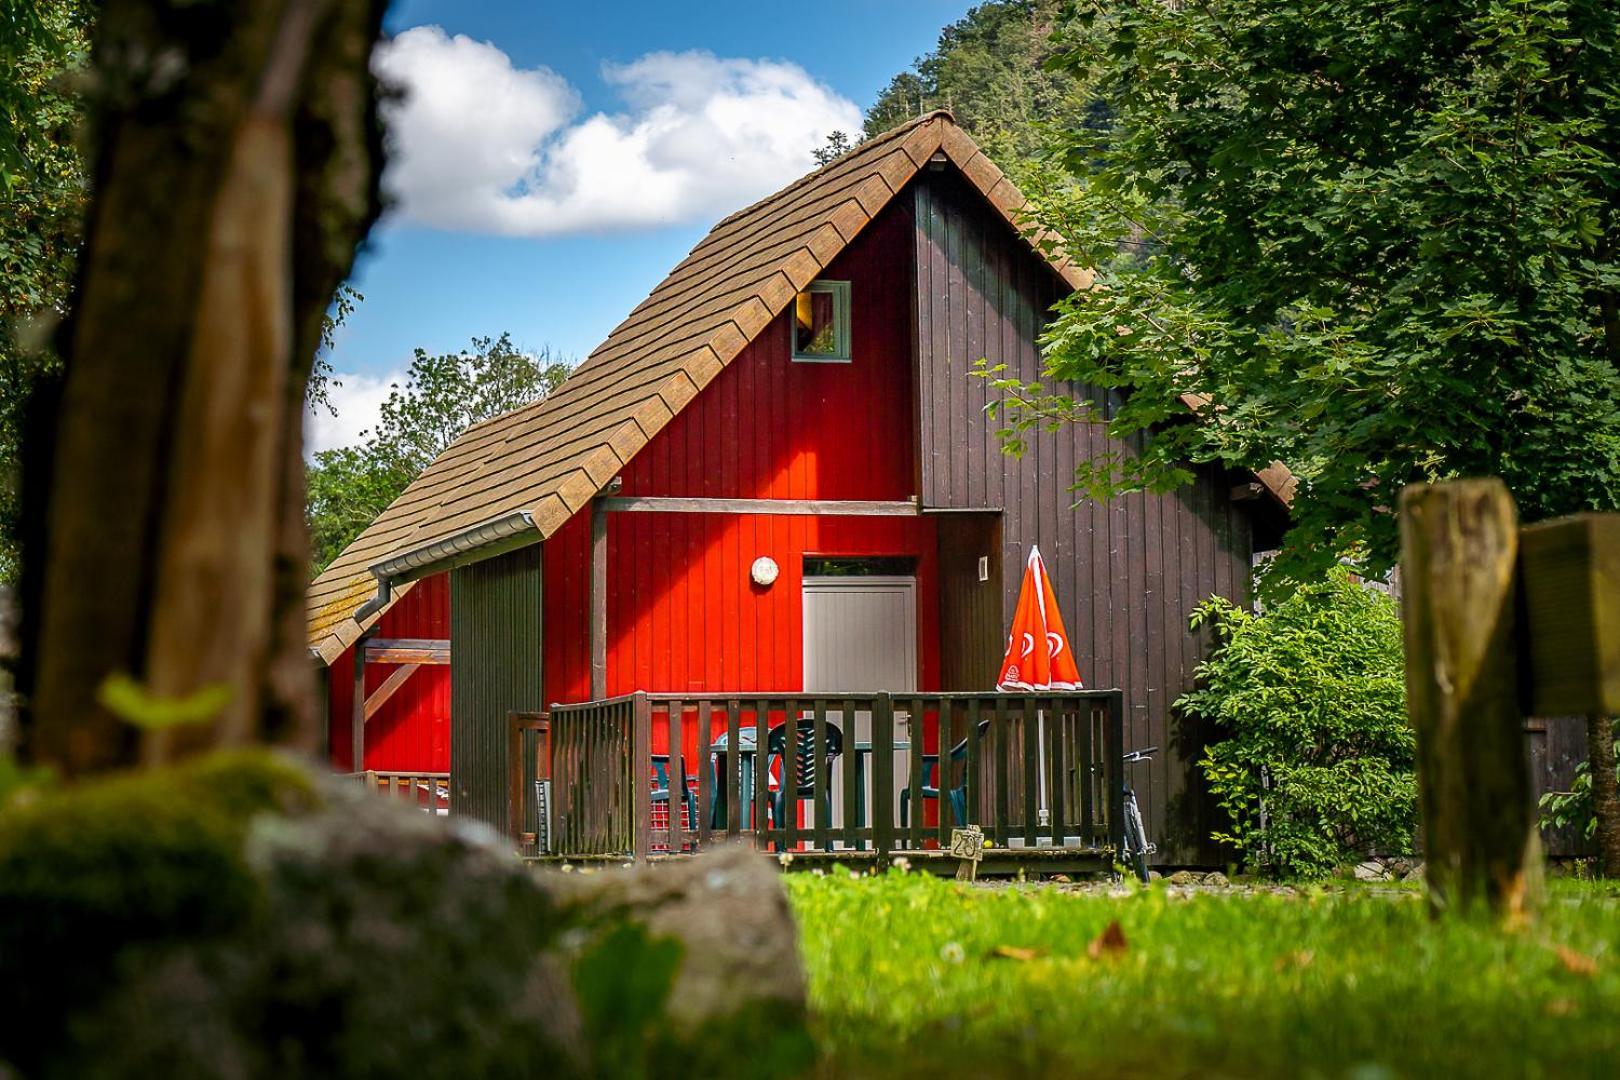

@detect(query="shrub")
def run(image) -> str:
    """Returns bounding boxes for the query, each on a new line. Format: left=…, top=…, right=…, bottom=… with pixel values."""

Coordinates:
left=1178, top=569, right=1415, bottom=877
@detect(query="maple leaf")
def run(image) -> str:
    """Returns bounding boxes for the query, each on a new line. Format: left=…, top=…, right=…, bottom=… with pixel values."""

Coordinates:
left=1087, top=920, right=1129, bottom=959
left=1556, top=946, right=1598, bottom=978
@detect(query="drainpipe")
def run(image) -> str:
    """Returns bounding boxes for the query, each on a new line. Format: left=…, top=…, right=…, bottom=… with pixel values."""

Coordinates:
left=353, top=509, right=539, bottom=626
left=354, top=573, right=392, bottom=624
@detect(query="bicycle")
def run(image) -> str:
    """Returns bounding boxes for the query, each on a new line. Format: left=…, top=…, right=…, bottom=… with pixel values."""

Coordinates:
left=1120, top=746, right=1158, bottom=883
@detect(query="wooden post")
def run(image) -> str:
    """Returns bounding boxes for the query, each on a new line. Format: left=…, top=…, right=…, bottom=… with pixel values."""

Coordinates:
left=631, top=692, right=652, bottom=860
left=1399, top=479, right=1539, bottom=918
left=1106, top=690, right=1126, bottom=860
left=873, top=694, right=896, bottom=858
left=351, top=630, right=370, bottom=772
left=589, top=498, right=607, bottom=700
left=1520, top=513, right=1619, bottom=877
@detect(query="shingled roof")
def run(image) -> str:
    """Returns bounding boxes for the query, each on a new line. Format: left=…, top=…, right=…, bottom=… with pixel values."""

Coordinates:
left=306, top=110, right=1291, bottom=664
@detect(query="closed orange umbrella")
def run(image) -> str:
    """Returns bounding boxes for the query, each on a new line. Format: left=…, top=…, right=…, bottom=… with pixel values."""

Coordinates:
left=996, top=545, right=1083, bottom=691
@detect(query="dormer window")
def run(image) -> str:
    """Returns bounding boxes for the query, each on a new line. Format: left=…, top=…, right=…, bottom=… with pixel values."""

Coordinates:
left=791, top=279, right=851, bottom=362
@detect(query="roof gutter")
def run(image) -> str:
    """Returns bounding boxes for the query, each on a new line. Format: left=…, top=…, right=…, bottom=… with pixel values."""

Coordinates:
left=354, top=509, right=540, bottom=623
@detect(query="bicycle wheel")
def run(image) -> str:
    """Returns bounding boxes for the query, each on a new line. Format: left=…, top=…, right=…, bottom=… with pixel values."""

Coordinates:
left=1123, top=795, right=1150, bottom=883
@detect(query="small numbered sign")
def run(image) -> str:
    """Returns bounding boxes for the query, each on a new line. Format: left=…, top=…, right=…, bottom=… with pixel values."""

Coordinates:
left=950, top=826, right=985, bottom=862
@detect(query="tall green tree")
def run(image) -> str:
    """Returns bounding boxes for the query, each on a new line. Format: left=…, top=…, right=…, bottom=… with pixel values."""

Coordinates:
left=987, top=0, right=1620, bottom=873
left=0, top=1, right=354, bottom=584
left=1, top=0, right=91, bottom=582
left=990, top=0, right=1620, bottom=583
left=865, top=0, right=1092, bottom=167
left=306, top=334, right=570, bottom=574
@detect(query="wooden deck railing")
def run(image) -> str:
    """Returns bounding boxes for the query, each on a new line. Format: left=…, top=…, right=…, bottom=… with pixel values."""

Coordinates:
left=529, top=690, right=1124, bottom=863
left=347, top=770, right=449, bottom=814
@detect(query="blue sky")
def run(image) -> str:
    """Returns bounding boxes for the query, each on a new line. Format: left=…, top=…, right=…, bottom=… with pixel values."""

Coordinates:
left=310, top=1, right=971, bottom=451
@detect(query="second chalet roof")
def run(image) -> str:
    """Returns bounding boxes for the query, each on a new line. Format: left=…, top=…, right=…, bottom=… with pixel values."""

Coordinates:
left=307, top=111, right=1096, bottom=662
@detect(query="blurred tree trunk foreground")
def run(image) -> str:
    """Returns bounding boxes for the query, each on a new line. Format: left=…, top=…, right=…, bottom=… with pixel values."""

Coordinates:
left=18, top=0, right=388, bottom=774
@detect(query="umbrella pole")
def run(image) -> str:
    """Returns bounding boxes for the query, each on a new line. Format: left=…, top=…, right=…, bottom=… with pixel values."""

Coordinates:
left=1036, top=707, right=1050, bottom=837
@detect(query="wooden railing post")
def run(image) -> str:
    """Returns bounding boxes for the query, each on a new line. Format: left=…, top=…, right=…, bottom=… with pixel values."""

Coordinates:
left=752, top=701, right=772, bottom=850
left=1400, top=478, right=1539, bottom=918
left=697, top=700, right=713, bottom=848
left=351, top=628, right=371, bottom=771
left=873, top=693, right=895, bottom=858
left=668, top=699, right=685, bottom=855
left=631, top=692, right=653, bottom=860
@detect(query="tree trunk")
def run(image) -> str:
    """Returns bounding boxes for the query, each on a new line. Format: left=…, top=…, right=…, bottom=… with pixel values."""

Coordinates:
left=1587, top=715, right=1620, bottom=877
left=17, top=0, right=387, bottom=775
left=1399, top=478, right=1540, bottom=920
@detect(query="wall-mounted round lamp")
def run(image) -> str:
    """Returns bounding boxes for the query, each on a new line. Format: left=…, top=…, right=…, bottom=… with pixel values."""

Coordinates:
left=750, top=556, right=779, bottom=587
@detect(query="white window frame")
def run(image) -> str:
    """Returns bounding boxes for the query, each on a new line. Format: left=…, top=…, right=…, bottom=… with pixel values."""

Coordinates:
left=790, top=279, right=852, bottom=364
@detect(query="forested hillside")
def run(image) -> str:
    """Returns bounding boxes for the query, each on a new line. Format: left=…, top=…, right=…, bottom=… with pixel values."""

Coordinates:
left=863, top=0, right=1089, bottom=166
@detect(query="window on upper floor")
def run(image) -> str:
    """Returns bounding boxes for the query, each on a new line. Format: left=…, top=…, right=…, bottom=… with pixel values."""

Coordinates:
left=791, top=279, right=851, bottom=363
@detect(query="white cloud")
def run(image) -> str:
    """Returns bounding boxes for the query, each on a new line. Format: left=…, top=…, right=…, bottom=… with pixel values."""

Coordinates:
left=304, top=369, right=403, bottom=457
left=373, top=28, right=863, bottom=236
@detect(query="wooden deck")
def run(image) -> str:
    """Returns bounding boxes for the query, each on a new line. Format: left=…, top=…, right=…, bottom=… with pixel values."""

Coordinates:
left=509, top=690, right=1125, bottom=868
left=523, top=846, right=1117, bottom=878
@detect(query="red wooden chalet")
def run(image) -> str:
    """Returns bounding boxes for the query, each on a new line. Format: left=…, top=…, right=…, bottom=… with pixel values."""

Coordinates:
left=306, top=112, right=1291, bottom=869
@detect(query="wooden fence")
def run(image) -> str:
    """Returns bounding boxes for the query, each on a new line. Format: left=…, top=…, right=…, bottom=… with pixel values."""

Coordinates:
left=527, top=690, right=1124, bottom=863
left=347, top=770, right=449, bottom=814
left=1401, top=479, right=1618, bottom=912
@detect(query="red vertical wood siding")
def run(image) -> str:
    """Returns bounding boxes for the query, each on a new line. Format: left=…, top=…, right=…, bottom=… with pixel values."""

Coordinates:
left=543, top=198, right=940, bottom=757
left=326, top=572, right=451, bottom=772
left=327, top=194, right=940, bottom=772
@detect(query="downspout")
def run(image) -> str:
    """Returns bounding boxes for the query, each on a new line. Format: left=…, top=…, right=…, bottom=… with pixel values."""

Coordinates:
left=354, top=573, right=392, bottom=623
left=353, top=508, right=540, bottom=625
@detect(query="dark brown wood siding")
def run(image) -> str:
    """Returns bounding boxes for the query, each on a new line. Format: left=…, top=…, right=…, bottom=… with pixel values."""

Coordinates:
left=913, top=171, right=1255, bottom=864
left=936, top=512, right=1004, bottom=691
left=1528, top=716, right=1595, bottom=858
left=450, top=545, right=543, bottom=829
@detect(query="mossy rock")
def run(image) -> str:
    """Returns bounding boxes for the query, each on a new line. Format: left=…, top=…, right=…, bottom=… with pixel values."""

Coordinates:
left=0, top=752, right=582, bottom=1078
left=547, top=845, right=814, bottom=1077
left=0, top=751, right=318, bottom=1073
left=0, top=757, right=809, bottom=1078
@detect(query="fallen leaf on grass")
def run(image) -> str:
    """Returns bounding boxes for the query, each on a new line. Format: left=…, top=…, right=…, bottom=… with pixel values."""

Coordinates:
left=1556, top=946, right=1598, bottom=977
left=1274, top=949, right=1315, bottom=972
left=1544, top=998, right=1579, bottom=1018
left=991, top=945, right=1045, bottom=962
left=1087, top=920, right=1128, bottom=959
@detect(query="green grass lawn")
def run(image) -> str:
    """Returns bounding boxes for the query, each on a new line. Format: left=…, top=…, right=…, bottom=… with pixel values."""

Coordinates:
left=787, top=871, right=1620, bottom=1078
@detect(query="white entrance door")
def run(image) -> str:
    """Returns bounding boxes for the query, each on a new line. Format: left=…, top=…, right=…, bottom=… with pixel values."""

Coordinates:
left=803, top=576, right=917, bottom=694
left=803, top=576, right=917, bottom=834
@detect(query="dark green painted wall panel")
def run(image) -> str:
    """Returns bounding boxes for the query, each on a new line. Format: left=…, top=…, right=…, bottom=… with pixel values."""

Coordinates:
left=450, top=544, right=543, bottom=829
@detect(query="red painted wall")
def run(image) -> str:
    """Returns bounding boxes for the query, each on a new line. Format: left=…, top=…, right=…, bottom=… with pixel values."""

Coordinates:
left=544, top=198, right=940, bottom=745
left=327, top=572, right=451, bottom=771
